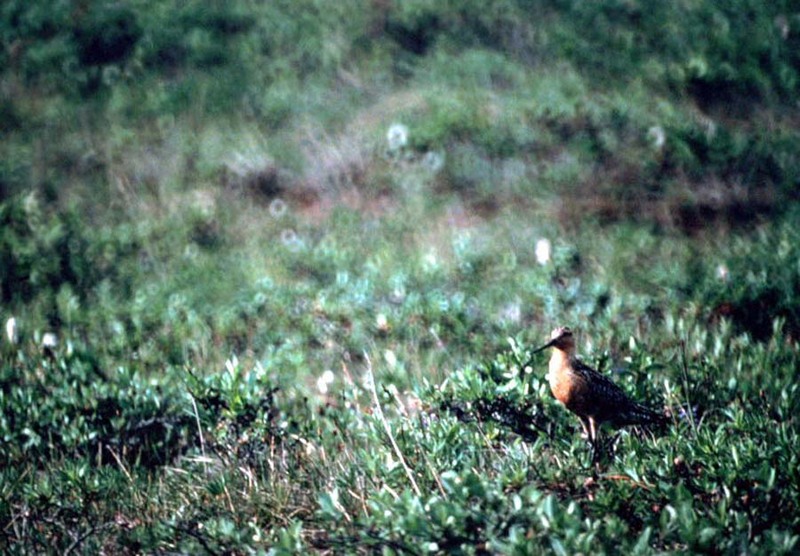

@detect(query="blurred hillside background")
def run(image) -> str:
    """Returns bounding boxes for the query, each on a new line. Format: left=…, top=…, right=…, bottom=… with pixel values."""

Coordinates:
left=2, top=0, right=799, bottom=353
left=2, top=1, right=800, bottom=553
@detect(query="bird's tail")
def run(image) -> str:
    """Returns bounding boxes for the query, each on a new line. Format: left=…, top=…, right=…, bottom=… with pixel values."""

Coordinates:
left=613, top=401, right=669, bottom=430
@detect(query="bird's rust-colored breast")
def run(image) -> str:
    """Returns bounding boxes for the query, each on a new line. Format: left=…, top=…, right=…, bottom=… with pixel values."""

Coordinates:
left=548, top=351, right=591, bottom=414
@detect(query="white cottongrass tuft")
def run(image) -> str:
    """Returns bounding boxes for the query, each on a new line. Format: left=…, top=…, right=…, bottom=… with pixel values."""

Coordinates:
left=376, top=313, right=389, bottom=332
left=535, top=238, right=551, bottom=265
left=421, top=151, right=445, bottom=173
left=775, top=15, right=789, bottom=40
left=647, top=125, right=666, bottom=150
left=386, top=123, right=409, bottom=152
left=5, top=317, right=18, bottom=344
left=384, top=349, right=397, bottom=369
left=42, top=332, right=58, bottom=349
left=422, top=249, right=439, bottom=272
left=269, top=198, right=288, bottom=218
left=183, top=243, right=199, bottom=260
left=499, top=300, right=522, bottom=324
left=316, top=369, right=335, bottom=394
left=280, top=229, right=304, bottom=252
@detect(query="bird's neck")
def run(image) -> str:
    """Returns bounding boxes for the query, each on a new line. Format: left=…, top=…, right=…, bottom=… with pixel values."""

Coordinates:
left=548, top=348, right=574, bottom=379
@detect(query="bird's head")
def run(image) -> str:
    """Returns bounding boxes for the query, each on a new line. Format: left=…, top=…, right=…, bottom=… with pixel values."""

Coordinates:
left=532, top=326, right=575, bottom=354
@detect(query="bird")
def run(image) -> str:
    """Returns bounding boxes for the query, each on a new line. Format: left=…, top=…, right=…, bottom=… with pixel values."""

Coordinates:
left=530, top=326, right=667, bottom=452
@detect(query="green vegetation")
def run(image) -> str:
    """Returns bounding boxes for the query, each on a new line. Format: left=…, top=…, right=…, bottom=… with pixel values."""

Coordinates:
left=2, top=0, right=799, bottom=553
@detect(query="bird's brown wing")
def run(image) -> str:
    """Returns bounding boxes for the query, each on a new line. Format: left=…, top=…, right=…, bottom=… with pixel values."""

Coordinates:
left=570, top=357, right=665, bottom=427
left=570, top=357, right=631, bottom=403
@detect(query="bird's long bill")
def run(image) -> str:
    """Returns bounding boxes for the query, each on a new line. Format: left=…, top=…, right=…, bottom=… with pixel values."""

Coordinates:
left=531, top=339, right=556, bottom=354
left=520, top=339, right=555, bottom=369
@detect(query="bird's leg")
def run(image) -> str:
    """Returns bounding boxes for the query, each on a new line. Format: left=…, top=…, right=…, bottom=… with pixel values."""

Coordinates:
left=578, top=416, right=590, bottom=440
left=588, top=417, right=598, bottom=445
left=588, top=417, right=602, bottom=466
